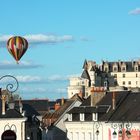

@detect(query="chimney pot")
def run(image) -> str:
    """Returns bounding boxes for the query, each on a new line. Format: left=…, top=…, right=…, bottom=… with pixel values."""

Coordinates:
left=112, top=92, right=116, bottom=110
left=1, top=95, right=6, bottom=115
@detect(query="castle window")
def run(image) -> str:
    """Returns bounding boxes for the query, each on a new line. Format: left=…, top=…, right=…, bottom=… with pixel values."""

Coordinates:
left=113, top=67, right=118, bottom=72
left=136, top=73, right=138, bottom=77
left=122, top=81, right=125, bottom=85
left=128, top=81, right=131, bottom=85
left=114, top=74, right=117, bottom=78
left=122, top=66, right=126, bottom=72
left=104, top=67, right=108, bottom=72
left=122, top=74, right=125, bottom=78
left=135, top=66, right=138, bottom=72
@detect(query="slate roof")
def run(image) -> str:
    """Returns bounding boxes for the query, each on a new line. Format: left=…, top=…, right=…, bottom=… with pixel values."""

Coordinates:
left=67, top=91, right=140, bottom=122
left=67, top=106, right=109, bottom=114
left=102, top=61, right=140, bottom=72
left=0, top=109, right=23, bottom=118
left=81, top=70, right=90, bottom=80
left=15, top=99, right=55, bottom=116
left=0, top=101, right=23, bottom=118
left=82, top=59, right=88, bottom=69
left=107, top=92, right=140, bottom=122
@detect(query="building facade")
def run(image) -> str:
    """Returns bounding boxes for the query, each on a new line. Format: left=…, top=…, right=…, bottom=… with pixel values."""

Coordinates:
left=65, top=90, right=140, bottom=140
left=68, top=59, right=140, bottom=98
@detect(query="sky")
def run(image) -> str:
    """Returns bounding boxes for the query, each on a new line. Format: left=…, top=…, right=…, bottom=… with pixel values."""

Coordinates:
left=0, top=0, right=140, bottom=100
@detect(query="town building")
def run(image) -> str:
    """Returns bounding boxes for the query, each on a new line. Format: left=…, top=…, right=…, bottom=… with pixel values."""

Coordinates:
left=42, top=94, right=84, bottom=140
left=0, top=90, right=44, bottom=140
left=65, top=90, right=140, bottom=140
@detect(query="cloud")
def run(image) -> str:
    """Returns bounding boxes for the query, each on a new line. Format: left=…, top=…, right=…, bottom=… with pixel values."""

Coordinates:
left=129, top=8, right=140, bottom=15
left=0, top=74, right=79, bottom=85
left=47, top=74, right=81, bottom=81
left=0, top=34, right=74, bottom=45
left=16, top=75, right=43, bottom=83
left=80, top=36, right=90, bottom=41
left=20, top=87, right=66, bottom=94
left=47, top=74, right=68, bottom=81
left=20, top=87, right=48, bottom=93
left=0, top=60, right=42, bottom=70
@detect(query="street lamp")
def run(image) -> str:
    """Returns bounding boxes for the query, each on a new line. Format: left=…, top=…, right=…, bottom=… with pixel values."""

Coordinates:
left=0, top=75, right=19, bottom=93
left=111, top=122, right=132, bottom=139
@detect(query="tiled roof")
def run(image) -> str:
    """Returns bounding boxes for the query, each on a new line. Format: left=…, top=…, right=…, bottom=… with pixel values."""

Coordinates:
left=43, top=99, right=75, bottom=122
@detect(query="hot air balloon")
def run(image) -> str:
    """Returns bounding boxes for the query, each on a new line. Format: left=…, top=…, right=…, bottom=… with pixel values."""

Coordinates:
left=7, top=36, right=28, bottom=64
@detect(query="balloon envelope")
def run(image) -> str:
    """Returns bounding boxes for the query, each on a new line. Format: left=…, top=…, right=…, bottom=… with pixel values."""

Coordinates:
left=7, top=36, right=28, bottom=63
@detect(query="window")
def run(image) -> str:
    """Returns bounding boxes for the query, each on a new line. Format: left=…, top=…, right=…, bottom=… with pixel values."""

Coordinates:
left=86, top=92, right=88, bottom=97
left=114, top=74, right=117, bottom=78
left=81, top=132, right=85, bottom=140
left=128, top=81, right=131, bottom=85
left=136, top=73, right=138, bottom=77
left=135, top=66, right=138, bottom=71
left=68, top=114, right=72, bottom=121
left=69, top=132, right=73, bottom=140
left=87, top=132, right=92, bottom=140
left=136, top=81, right=138, bottom=85
left=80, top=113, right=84, bottom=121
left=76, top=132, right=79, bottom=140
left=122, top=81, right=125, bottom=85
left=122, top=74, right=125, bottom=78
left=113, top=67, right=117, bottom=72
left=104, top=67, right=108, bottom=72
left=122, top=66, right=126, bottom=72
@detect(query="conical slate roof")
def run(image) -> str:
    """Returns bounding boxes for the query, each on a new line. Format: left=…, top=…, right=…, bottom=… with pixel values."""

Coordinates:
left=81, top=70, right=90, bottom=80
left=82, top=59, right=88, bottom=70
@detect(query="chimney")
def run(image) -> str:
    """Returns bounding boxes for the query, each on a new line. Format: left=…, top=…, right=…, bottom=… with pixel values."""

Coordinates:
left=61, top=98, right=64, bottom=106
left=19, top=97, right=23, bottom=113
left=112, top=92, right=116, bottom=110
left=1, top=95, right=6, bottom=115
left=55, top=103, right=60, bottom=111
left=91, top=87, right=105, bottom=107
left=8, top=95, right=15, bottom=110
left=91, top=87, right=95, bottom=107
left=78, top=90, right=83, bottom=98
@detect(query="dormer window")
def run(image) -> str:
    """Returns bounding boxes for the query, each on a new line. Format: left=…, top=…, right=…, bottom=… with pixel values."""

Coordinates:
left=68, top=114, right=72, bottom=121
left=122, top=66, right=126, bottom=72
left=113, top=67, right=118, bottom=72
left=104, top=66, right=108, bottom=72
left=80, top=113, right=84, bottom=121
left=92, top=113, right=98, bottom=121
left=121, top=62, right=126, bottom=72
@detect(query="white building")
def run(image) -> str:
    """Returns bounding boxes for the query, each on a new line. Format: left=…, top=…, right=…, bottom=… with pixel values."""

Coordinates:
left=68, top=59, right=140, bottom=99
left=0, top=95, right=27, bottom=140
